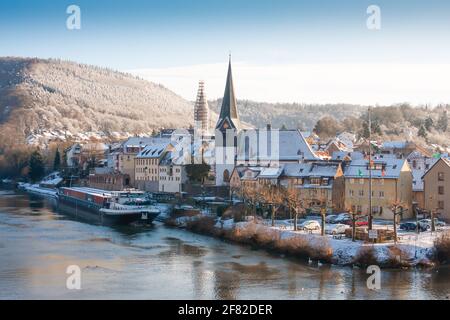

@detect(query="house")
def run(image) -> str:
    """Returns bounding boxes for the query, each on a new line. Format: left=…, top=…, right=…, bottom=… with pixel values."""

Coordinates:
left=324, top=138, right=352, bottom=155
left=229, top=166, right=264, bottom=197
left=380, top=141, right=418, bottom=159
left=257, top=166, right=284, bottom=186
left=282, top=162, right=345, bottom=212
left=117, top=137, right=170, bottom=187
left=135, top=142, right=173, bottom=192
left=423, top=157, right=450, bottom=222
left=406, top=150, right=437, bottom=209
left=88, top=167, right=131, bottom=191
left=158, top=148, right=189, bottom=194
left=343, top=159, right=413, bottom=220
left=65, top=144, right=82, bottom=168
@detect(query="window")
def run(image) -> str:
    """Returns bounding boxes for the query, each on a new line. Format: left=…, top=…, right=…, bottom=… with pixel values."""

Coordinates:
left=438, top=201, right=444, bottom=210
left=438, top=172, right=445, bottom=181
left=412, top=160, right=417, bottom=169
left=379, top=179, right=384, bottom=185
left=438, top=186, right=445, bottom=195
left=350, top=179, right=355, bottom=184
left=310, top=178, right=321, bottom=185
left=358, top=190, right=364, bottom=197
left=357, top=205, right=362, bottom=213
left=349, top=190, right=354, bottom=197
left=379, top=191, right=385, bottom=198
left=359, top=179, right=364, bottom=185
left=372, top=206, right=380, bottom=214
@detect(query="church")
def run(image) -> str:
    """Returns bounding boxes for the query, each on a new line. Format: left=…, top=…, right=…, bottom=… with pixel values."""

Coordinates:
left=215, top=57, right=241, bottom=186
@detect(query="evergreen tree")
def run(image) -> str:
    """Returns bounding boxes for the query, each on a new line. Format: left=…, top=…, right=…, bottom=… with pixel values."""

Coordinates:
left=53, top=148, right=61, bottom=171
left=437, top=111, right=448, bottom=132
left=418, top=125, right=428, bottom=139
left=424, top=117, right=434, bottom=132
left=28, top=150, right=45, bottom=182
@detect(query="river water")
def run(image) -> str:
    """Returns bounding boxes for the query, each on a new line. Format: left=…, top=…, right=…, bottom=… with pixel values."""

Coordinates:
left=0, top=189, right=448, bottom=300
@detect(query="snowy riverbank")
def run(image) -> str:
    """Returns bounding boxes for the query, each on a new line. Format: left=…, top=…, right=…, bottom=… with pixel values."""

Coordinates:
left=166, top=214, right=443, bottom=268
left=18, top=183, right=58, bottom=198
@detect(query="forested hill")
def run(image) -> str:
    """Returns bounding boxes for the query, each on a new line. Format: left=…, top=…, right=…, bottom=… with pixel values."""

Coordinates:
left=0, top=57, right=194, bottom=145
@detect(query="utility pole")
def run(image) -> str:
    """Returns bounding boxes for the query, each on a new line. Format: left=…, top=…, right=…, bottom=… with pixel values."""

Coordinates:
left=368, top=106, right=373, bottom=231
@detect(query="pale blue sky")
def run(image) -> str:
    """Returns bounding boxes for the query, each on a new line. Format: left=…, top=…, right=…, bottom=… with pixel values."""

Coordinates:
left=1, top=0, right=450, bottom=69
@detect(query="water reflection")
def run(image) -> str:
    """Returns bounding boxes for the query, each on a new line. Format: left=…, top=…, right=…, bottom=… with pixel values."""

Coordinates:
left=0, top=189, right=449, bottom=300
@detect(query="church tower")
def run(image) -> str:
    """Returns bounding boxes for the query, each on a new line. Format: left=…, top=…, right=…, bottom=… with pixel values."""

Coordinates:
left=194, top=80, right=209, bottom=135
left=215, top=56, right=240, bottom=186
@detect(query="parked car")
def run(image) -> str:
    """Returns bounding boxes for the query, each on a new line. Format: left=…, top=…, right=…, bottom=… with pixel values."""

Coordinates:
left=299, top=220, right=321, bottom=231
left=325, top=223, right=350, bottom=235
left=334, top=213, right=351, bottom=224
left=399, top=222, right=420, bottom=231
left=418, top=219, right=446, bottom=231
left=325, top=215, right=338, bottom=224
left=343, top=216, right=369, bottom=227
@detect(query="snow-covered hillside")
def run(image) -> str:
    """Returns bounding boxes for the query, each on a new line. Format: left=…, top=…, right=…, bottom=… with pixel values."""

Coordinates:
left=0, top=57, right=194, bottom=142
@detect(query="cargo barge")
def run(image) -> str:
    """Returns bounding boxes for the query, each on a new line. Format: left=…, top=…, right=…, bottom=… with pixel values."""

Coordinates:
left=58, top=187, right=160, bottom=224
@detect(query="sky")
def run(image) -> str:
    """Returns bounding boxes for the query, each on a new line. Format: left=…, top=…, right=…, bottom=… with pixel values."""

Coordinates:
left=1, top=0, right=450, bottom=104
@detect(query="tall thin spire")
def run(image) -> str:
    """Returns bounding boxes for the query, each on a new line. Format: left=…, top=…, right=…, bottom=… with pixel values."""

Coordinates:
left=216, top=56, right=240, bottom=130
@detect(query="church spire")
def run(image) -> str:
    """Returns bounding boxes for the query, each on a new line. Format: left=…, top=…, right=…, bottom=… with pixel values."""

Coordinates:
left=216, top=56, right=240, bottom=130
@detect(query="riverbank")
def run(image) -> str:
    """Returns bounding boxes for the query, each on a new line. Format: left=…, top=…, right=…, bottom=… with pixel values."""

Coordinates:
left=165, top=214, right=449, bottom=269
left=17, top=183, right=58, bottom=198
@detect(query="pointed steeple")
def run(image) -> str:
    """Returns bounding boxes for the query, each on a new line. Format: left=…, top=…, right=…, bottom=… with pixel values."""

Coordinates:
left=216, top=56, right=240, bottom=130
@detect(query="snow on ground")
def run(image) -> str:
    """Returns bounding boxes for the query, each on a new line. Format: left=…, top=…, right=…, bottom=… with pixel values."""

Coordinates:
left=24, top=185, right=58, bottom=198
left=168, top=214, right=444, bottom=267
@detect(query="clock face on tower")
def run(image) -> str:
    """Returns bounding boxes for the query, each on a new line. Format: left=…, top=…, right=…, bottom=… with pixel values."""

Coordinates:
left=223, top=121, right=229, bottom=129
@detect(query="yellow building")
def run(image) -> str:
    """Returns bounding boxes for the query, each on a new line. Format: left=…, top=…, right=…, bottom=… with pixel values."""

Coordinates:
left=423, top=158, right=450, bottom=222
left=343, top=159, right=413, bottom=220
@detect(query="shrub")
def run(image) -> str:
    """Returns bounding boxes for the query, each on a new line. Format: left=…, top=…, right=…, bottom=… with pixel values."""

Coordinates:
left=185, top=216, right=216, bottom=236
left=386, top=245, right=411, bottom=268
left=354, top=246, right=378, bottom=266
left=434, top=232, right=450, bottom=264
left=274, top=237, right=333, bottom=262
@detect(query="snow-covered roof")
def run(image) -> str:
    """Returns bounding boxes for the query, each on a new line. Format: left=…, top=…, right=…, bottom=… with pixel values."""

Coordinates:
left=136, top=142, right=171, bottom=159
left=123, top=137, right=170, bottom=149
left=283, top=162, right=340, bottom=178
left=331, top=151, right=364, bottom=161
left=258, top=166, right=284, bottom=179
left=40, top=172, right=63, bottom=186
left=382, top=141, right=410, bottom=150
left=241, top=167, right=263, bottom=181
left=237, top=129, right=319, bottom=162
left=344, top=159, right=408, bottom=179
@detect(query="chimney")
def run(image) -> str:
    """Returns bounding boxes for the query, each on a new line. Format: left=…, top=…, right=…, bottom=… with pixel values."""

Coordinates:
left=267, top=124, right=272, bottom=131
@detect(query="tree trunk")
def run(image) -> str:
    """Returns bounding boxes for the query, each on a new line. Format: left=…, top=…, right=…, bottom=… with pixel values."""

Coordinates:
left=271, top=207, right=275, bottom=227
left=431, top=210, right=435, bottom=232
left=294, top=212, right=298, bottom=231
left=321, top=213, right=325, bottom=236
left=352, top=216, right=356, bottom=242
left=393, top=213, right=398, bottom=244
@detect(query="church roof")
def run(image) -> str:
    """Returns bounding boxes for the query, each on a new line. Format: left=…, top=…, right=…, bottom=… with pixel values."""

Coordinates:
left=216, top=57, right=240, bottom=130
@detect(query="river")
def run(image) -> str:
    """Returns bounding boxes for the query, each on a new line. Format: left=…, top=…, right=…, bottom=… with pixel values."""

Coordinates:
left=0, top=189, right=448, bottom=300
